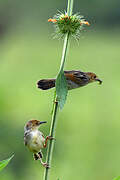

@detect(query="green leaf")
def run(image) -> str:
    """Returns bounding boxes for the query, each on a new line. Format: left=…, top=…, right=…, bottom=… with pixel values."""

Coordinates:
left=113, top=176, right=120, bottom=180
left=0, top=154, right=14, bottom=171
left=56, top=71, right=68, bottom=109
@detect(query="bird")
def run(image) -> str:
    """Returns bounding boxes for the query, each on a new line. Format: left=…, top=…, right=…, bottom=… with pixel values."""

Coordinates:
left=24, top=120, right=54, bottom=168
left=37, top=70, right=102, bottom=90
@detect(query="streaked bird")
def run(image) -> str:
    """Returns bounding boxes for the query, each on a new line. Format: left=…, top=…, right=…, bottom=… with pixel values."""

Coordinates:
left=24, top=120, right=54, bottom=168
left=37, top=70, right=102, bottom=90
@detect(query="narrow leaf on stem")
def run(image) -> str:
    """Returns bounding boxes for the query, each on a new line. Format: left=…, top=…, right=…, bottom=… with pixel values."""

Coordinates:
left=0, top=154, right=14, bottom=171
left=56, top=71, right=68, bottom=109
left=113, top=177, right=120, bottom=180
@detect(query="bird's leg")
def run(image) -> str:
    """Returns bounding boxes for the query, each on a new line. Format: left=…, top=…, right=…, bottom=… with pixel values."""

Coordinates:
left=33, top=153, right=39, bottom=160
left=34, top=152, right=49, bottom=168
left=43, top=136, right=55, bottom=148
left=38, top=151, right=49, bottom=168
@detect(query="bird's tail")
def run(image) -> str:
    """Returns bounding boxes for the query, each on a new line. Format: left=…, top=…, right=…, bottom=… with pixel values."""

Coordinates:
left=37, top=79, right=55, bottom=90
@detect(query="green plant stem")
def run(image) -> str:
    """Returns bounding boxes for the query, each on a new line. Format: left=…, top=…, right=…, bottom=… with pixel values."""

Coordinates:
left=43, top=98, right=58, bottom=180
left=59, top=33, right=69, bottom=72
left=43, top=1, right=74, bottom=180
left=67, top=0, right=73, bottom=16
left=59, top=0, right=73, bottom=72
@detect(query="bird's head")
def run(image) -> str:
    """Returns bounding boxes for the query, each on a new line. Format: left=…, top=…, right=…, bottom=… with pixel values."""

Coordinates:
left=24, top=120, right=47, bottom=131
left=86, top=72, right=102, bottom=84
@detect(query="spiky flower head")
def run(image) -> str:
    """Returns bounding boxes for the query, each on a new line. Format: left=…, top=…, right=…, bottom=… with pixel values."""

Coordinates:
left=48, top=12, right=90, bottom=39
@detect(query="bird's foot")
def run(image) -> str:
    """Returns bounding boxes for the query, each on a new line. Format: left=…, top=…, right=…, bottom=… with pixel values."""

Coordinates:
left=47, top=136, right=56, bottom=141
left=42, top=162, right=50, bottom=168
left=55, top=100, right=58, bottom=103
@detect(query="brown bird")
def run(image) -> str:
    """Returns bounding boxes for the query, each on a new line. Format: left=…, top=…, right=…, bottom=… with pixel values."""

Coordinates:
left=24, top=120, right=54, bottom=168
left=37, top=70, right=102, bottom=90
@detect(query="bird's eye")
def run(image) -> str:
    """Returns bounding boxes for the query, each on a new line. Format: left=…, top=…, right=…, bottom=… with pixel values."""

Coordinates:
left=94, top=75, right=96, bottom=79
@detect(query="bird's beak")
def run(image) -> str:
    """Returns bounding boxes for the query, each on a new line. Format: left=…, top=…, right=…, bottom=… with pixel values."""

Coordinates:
left=95, top=78, right=102, bottom=84
left=39, top=121, right=47, bottom=125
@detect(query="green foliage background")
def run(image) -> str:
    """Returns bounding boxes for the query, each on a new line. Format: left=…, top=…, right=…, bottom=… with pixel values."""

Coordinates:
left=0, top=0, right=120, bottom=180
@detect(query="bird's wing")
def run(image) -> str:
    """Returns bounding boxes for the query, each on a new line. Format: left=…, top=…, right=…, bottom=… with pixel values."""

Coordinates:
left=73, top=71, right=89, bottom=81
left=65, top=70, right=89, bottom=87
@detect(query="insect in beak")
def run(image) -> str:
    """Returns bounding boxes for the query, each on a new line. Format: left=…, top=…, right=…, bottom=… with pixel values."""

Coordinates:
left=95, top=78, right=102, bottom=84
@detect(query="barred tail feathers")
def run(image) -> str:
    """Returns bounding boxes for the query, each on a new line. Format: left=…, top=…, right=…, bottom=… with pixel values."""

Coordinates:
left=37, top=79, right=55, bottom=90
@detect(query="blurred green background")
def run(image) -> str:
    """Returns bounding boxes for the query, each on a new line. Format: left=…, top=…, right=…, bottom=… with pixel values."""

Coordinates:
left=0, top=0, right=120, bottom=180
